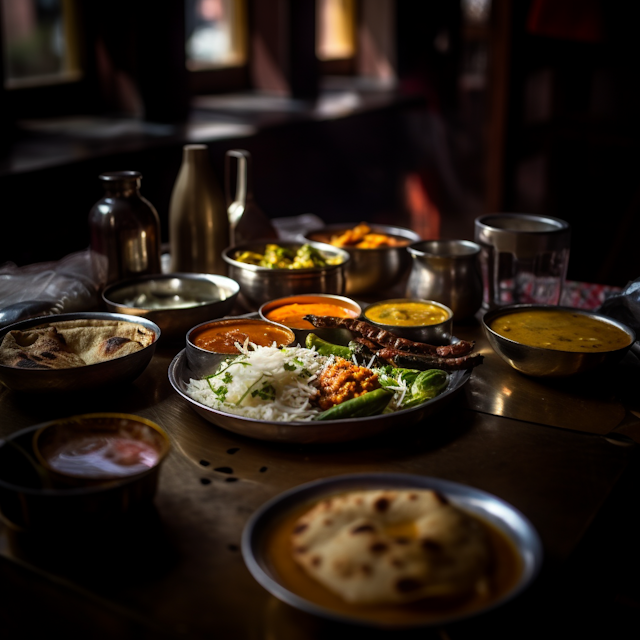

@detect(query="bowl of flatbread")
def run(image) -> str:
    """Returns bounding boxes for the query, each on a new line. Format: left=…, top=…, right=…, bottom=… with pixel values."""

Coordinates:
left=0, top=312, right=160, bottom=393
left=242, top=473, right=542, bottom=628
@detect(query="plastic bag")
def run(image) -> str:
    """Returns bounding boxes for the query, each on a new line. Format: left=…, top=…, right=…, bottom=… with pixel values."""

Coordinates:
left=0, top=250, right=104, bottom=328
left=598, top=277, right=640, bottom=339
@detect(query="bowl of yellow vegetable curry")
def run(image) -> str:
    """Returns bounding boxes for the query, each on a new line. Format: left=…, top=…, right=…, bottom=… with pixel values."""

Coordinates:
left=482, top=304, right=635, bottom=377
left=223, top=241, right=350, bottom=310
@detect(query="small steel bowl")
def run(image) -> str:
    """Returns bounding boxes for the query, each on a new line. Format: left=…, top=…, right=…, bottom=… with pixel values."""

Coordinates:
left=223, top=240, right=350, bottom=311
left=303, top=224, right=421, bottom=295
left=102, top=273, right=240, bottom=342
left=0, top=414, right=171, bottom=532
left=33, top=413, right=171, bottom=487
left=482, top=304, right=636, bottom=377
left=0, top=312, right=160, bottom=394
left=186, top=317, right=296, bottom=378
left=363, top=299, right=453, bottom=346
left=258, top=293, right=362, bottom=347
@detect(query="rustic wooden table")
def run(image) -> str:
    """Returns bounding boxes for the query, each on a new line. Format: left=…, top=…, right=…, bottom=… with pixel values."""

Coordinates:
left=1, top=316, right=639, bottom=640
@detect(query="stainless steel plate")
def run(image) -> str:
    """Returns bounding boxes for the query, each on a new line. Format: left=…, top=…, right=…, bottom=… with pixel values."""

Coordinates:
left=168, top=346, right=471, bottom=444
left=242, top=473, right=543, bottom=628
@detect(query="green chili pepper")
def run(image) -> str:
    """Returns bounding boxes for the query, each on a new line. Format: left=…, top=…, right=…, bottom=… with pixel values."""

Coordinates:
left=316, top=388, right=393, bottom=421
left=305, top=333, right=352, bottom=360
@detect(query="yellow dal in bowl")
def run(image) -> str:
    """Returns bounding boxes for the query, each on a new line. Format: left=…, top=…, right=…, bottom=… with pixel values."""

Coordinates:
left=365, top=301, right=449, bottom=327
left=489, top=309, right=631, bottom=353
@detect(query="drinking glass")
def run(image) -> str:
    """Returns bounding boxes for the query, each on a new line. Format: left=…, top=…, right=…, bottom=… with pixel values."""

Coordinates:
left=474, top=214, right=571, bottom=310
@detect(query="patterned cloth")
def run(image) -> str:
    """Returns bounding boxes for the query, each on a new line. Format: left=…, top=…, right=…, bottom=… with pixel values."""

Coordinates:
left=560, top=280, right=622, bottom=310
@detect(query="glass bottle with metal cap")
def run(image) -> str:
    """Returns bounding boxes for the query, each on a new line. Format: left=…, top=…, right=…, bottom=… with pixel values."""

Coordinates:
left=88, top=171, right=162, bottom=286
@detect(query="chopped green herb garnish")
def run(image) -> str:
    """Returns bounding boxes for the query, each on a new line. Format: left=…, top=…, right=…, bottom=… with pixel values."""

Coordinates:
left=235, top=374, right=264, bottom=406
left=252, top=382, right=276, bottom=401
left=214, top=386, right=228, bottom=401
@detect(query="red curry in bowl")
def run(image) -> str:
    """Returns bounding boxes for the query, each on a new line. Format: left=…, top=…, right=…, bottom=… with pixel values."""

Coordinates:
left=189, top=318, right=295, bottom=354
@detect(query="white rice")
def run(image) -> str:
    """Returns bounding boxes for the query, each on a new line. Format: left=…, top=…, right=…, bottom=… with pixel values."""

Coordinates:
left=185, top=343, right=330, bottom=422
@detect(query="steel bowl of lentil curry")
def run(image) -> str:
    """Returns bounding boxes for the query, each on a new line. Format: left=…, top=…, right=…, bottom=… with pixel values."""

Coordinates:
left=482, top=304, right=635, bottom=377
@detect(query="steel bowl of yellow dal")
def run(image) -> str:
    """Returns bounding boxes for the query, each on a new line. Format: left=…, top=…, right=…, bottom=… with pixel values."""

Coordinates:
left=482, top=304, right=635, bottom=377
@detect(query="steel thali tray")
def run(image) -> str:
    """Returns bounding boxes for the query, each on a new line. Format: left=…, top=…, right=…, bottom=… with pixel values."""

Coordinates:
left=167, top=345, right=472, bottom=444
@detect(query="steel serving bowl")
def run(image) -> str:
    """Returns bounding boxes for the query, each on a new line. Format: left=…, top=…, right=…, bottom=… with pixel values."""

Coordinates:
left=363, top=299, right=453, bottom=346
left=242, top=473, right=543, bottom=628
left=0, top=414, right=171, bottom=532
left=222, top=240, right=350, bottom=311
left=0, top=312, right=160, bottom=393
left=303, top=224, right=421, bottom=296
left=102, top=273, right=240, bottom=342
left=168, top=345, right=471, bottom=444
left=482, top=304, right=636, bottom=377
left=258, top=293, right=362, bottom=347
left=185, top=317, right=296, bottom=379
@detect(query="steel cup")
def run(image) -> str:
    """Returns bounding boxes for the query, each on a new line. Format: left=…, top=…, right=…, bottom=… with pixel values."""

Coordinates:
left=406, top=240, right=483, bottom=321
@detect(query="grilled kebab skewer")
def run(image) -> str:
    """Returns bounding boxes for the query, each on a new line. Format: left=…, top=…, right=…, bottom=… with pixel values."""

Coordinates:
left=304, top=315, right=483, bottom=371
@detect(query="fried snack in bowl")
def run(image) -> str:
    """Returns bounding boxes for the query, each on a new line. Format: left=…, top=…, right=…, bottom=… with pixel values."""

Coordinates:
left=303, top=224, right=421, bottom=295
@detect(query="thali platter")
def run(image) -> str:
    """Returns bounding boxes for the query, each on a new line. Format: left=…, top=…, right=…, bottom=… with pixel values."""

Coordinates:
left=167, top=344, right=472, bottom=444
left=242, top=473, right=543, bottom=628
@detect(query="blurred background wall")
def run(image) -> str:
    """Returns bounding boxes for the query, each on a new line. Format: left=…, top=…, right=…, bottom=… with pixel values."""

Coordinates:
left=1, top=0, right=639, bottom=287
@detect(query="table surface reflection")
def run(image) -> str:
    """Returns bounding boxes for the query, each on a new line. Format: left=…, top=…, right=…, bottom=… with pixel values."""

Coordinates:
left=0, top=315, right=638, bottom=640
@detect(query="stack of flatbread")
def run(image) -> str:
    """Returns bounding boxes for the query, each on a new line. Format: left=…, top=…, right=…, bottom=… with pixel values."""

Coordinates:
left=0, top=319, right=155, bottom=370
left=291, top=489, right=491, bottom=605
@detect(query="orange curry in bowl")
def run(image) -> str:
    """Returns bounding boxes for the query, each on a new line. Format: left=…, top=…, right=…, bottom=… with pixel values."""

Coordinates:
left=265, top=303, right=359, bottom=330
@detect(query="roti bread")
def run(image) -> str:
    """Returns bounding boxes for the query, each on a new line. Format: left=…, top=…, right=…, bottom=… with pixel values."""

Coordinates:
left=0, top=320, right=155, bottom=370
left=290, top=489, right=491, bottom=605
left=0, top=326, right=86, bottom=369
left=49, top=319, right=155, bottom=365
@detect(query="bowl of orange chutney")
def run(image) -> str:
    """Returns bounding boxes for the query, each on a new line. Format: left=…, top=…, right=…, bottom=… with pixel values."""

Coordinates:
left=259, top=294, right=362, bottom=346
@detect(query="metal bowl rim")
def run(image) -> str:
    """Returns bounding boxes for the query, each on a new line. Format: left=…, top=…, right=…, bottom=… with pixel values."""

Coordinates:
left=0, top=311, right=161, bottom=375
left=482, top=304, right=636, bottom=355
left=475, top=213, right=570, bottom=234
left=101, top=272, right=241, bottom=308
left=363, top=298, right=453, bottom=330
left=407, top=239, right=481, bottom=258
left=222, top=240, right=350, bottom=272
left=241, top=472, right=543, bottom=629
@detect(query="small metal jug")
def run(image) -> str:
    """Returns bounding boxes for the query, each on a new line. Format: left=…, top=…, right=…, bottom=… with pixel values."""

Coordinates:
left=406, top=240, right=483, bottom=320
left=225, top=149, right=278, bottom=246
